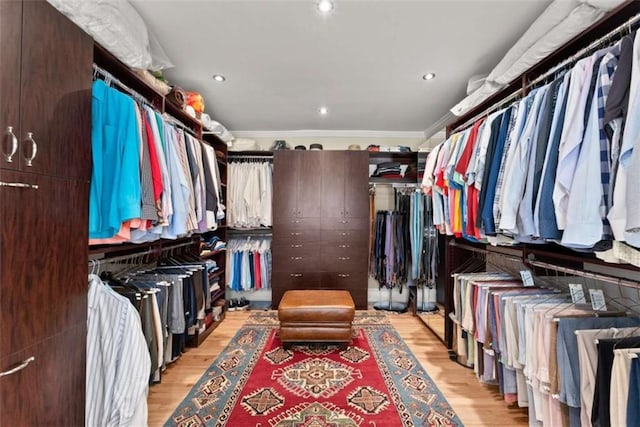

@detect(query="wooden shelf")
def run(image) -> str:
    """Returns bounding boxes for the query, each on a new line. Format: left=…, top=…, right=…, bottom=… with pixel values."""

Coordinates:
left=369, top=177, right=418, bottom=184
left=368, top=151, right=416, bottom=160
left=187, top=310, right=226, bottom=347
left=209, top=269, right=224, bottom=281
left=200, top=249, right=226, bottom=259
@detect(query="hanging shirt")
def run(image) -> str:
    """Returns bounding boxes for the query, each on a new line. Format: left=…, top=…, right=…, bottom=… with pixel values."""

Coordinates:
left=563, top=44, right=620, bottom=248
left=89, top=80, right=142, bottom=239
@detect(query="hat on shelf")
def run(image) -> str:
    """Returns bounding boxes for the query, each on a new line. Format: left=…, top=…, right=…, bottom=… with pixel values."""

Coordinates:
left=309, top=143, right=323, bottom=150
left=294, top=145, right=307, bottom=150
left=347, top=144, right=361, bottom=151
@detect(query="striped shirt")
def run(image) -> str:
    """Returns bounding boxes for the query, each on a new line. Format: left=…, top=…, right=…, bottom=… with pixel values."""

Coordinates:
left=87, top=275, right=151, bottom=427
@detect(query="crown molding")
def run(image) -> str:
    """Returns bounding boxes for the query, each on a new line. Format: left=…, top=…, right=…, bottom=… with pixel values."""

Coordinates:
left=230, top=129, right=427, bottom=139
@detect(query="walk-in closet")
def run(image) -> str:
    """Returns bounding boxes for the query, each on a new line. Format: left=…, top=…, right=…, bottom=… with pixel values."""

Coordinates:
left=2, top=0, right=640, bottom=426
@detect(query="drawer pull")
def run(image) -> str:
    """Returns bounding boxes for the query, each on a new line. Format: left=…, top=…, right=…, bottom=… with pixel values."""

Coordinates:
left=291, top=232, right=302, bottom=236
left=3, top=126, right=18, bottom=163
left=293, top=220, right=301, bottom=224
left=339, top=232, right=350, bottom=236
left=290, top=273, right=303, bottom=278
left=0, top=181, right=39, bottom=190
left=338, top=256, right=350, bottom=261
left=338, top=244, right=350, bottom=248
left=291, top=256, right=303, bottom=260
left=340, top=220, right=349, bottom=224
left=291, top=244, right=302, bottom=248
left=0, top=356, right=35, bottom=377
left=338, top=273, right=350, bottom=278
left=23, top=132, right=37, bottom=167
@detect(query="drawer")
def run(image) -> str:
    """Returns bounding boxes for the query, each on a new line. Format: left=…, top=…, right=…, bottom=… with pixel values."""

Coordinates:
left=320, top=249, right=369, bottom=272
left=320, top=239, right=369, bottom=253
left=321, top=217, right=369, bottom=231
left=273, top=218, right=321, bottom=232
left=272, top=272, right=321, bottom=291
left=322, top=228, right=369, bottom=244
left=273, top=248, right=321, bottom=272
left=272, top=227, right=322, bottom=243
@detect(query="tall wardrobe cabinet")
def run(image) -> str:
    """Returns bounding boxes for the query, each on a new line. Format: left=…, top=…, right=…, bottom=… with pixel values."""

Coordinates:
left=0, top=1, right=92, bottom=425
left=272, top=151, right=369, bottom=309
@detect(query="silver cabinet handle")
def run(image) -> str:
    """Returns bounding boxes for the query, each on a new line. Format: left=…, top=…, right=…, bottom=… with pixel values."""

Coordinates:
left=0, top=356, right=35, bottom=377
left=23, top=132, right=37, bottom=167
left=338, top=244, right=350, bottom=248
left=338, top=273, right=350, bottom=278
left=293, top=220, right=301, bottom=224
left=3, top=126, right=18, bottom=163
left=339, top=232, right=350, bottom=236
left=291, top=232, right=302, bottom=236
left=338, top=256, right=350, bottom=261
left=340, top=220, right=349, bottom=224
left=290, top=273, right=303, bottom=278
left=290, top=256, right=303, bottom=260
left=291, top=244, right=302, bottom=248
left=0, top=181, right=39, bottom=189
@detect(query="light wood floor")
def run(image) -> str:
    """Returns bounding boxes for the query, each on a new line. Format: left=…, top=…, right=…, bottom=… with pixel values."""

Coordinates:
left=148, top=311, right=529, bottom=426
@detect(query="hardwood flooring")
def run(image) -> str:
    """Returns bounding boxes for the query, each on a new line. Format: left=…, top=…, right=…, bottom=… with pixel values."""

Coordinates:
left=147, top=311, right=529, bottom=426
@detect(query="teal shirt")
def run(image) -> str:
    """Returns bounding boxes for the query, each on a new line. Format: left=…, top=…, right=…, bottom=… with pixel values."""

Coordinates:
left=89, top=80, right=142, bottom=239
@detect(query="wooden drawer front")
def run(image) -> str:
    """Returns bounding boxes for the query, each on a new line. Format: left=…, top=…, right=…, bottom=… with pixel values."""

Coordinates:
left=273, top=247, right=321, bottom=272
left=321, top=217, right=369, bottom=231
left=321, top=240, right=369, bottom=254
left=274, top=218, right=321, bottom=231
left=272, top=272, right=321, bottom=292
left=320, top=249, right=368, bottom=272
left=272, top=226, right=322, bottom=243
left=322, top=228, right=369, bottom=244
left=0, top=324, right=86, bottom=426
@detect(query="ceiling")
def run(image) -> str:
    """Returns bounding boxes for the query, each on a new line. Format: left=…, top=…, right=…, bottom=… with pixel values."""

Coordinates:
left=130, top=0, right=553, bottom=136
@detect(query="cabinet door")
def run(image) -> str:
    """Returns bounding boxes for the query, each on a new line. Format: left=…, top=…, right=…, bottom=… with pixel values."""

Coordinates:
left=321, top=151, right=345, bottom=219
left=297, top=151, right=322, bottom=217
left=344, top=152, right=369, bottom=219
left=0, top=171, right=89, bottom=357
left=0, top=324, right=85, bottom=426
left=273, top=151, right=300, bottom=218
left=0, top=0, right=22, bottom=171
left=19, top=1, right=92, bottom=179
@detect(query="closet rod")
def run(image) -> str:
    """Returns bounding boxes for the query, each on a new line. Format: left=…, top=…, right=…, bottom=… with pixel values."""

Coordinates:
left=92, top=63, right=150, bottom=107
left=526, top=258, right=640, bottom=290
left=89, top=248, right=155, bottom=265
left=228, top=155, right=274, bottom=160
left=527, top=12, right=640, bottom=90
left=160, top=241, right=198, bottom=253
left=450, top=88, right=523, bottom=134
left=164, top=114, right=198, bottom=138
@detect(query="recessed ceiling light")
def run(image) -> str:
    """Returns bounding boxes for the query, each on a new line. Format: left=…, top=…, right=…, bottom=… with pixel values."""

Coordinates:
left=318, top=107, right=329, bottom=115
left=422, top=73, right=436, bottom=81
left=212, top=74, right=226, bottom=82
left=317, top=0, right=334, bottom=13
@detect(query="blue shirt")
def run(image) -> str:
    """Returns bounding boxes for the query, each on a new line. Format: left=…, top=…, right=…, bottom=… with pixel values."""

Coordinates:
left=89, top=80, right=141, bottom=239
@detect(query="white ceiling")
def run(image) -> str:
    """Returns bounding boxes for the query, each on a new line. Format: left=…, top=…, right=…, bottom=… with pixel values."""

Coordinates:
left=130, top=0, right=552, bottom=135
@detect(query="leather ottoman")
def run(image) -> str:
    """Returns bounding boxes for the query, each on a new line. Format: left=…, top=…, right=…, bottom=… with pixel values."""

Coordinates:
left=278, top=290, right=355, bottom=349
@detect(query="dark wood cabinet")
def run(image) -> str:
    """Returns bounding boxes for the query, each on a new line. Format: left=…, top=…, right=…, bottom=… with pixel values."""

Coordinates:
left=273, top=151, right=322, bottom=218
left=1, top=1, right=92, bottom=180
left=0, top=1, right=91, bottom=424
left=272, top=151, right=369, bottom=309
left=0, top=171, right=89, bottom=357
left=0, top=325, right=85, bottom=427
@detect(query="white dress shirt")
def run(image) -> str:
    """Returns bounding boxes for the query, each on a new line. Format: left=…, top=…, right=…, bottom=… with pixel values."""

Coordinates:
left=86, top=274, right=151, bottom=427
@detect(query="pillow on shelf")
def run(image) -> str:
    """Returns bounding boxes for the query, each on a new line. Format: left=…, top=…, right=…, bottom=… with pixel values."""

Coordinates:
left=47, top=0, right=172, bottom=71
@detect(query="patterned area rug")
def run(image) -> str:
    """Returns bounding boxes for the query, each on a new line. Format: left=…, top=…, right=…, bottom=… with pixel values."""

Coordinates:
left=166, top=311, right=462, bottom=426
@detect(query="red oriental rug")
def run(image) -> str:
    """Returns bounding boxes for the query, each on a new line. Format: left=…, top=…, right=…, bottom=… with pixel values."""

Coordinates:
left=166, top=312, right=462, bottom=426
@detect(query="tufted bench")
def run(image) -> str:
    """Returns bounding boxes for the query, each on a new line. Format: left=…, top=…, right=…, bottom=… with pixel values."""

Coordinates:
left=278, top=290, right=355, bottom=350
